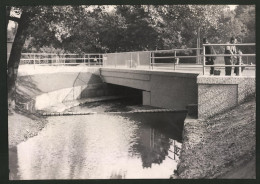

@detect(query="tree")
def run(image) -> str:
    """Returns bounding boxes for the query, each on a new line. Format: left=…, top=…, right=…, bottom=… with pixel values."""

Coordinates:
left=234, top=5, right=255, bottom=43
left=7, top=7, right=36, bottom=110
left=7, top=6, right=92, bottom=110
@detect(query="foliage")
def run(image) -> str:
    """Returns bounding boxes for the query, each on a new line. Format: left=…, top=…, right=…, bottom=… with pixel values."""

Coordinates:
left=9, top=5, right=255, bottom=53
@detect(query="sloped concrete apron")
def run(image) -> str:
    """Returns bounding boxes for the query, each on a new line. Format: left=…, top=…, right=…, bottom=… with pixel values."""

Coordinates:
left=17, top=67, right=112, bottom=112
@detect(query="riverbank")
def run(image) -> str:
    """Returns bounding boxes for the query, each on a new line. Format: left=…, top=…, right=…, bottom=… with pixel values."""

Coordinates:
left=8, top=109, right=48, bottom=149
left=174, top=95, right=256, bottom=179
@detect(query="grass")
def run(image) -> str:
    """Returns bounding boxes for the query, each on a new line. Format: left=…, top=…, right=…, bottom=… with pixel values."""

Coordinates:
left=175, top=95, right=256, bottom=179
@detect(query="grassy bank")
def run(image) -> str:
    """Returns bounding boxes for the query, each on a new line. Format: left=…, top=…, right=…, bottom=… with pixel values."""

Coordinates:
left=174, top=95, right=256, bottom=179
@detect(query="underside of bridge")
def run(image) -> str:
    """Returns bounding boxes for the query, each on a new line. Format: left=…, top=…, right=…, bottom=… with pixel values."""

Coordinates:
left=100, top=68, right=199, bottom=111
left=106, top=83, right=143, bottom=105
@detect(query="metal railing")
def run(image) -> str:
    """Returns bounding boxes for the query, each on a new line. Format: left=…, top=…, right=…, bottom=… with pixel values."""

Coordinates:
left=150, top=48, right=202, bottom=70
left=102, top=48, right=203, bottom=70
left=17, top=48, right=203, bottom=70
left=19, top=53, right=103, bottom=67
left=16, top=44, right=255, bottom=76
left=202, top=43, right=256, bottom=75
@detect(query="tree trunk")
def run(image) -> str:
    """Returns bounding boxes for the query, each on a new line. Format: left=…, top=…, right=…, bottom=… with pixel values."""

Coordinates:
left=6, top=6, right=11, bottom=28
left=7, top=11, right=30, bottom=111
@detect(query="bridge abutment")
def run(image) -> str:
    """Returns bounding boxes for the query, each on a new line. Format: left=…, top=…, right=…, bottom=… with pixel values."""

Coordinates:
left=143, top=91, right=151, bottom=106
left=197, top=76, right=255, bottom=119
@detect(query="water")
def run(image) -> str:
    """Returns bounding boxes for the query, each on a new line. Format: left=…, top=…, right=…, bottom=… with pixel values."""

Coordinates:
left=11, top=101, right=185, bottom=179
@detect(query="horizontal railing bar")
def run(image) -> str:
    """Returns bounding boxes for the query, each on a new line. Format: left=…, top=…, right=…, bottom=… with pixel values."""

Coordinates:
left=49, top=63, right=102, bottom=65
left=153, top=48, right=202, bottom=52
left=151, top=56, right=201, bottom=59
left=151, top=56, right=198, bottom=59
left=20, top=58, right=100, bottom=61
left=204, top=65, right=255, bottom=67
left=153, top=66, right=203, bottom=68
left=21, top=63, right=103, bottom=66
left=152, top=54, right=255, bottom=58
left=203, top=54, right=255, bottom=57
left=203, top=43, right=255, bottom=46
left=151, top=63, right=202, bottom=66
left=21, top=53, right=57, bottom=55
left=20, top=53, right=103, bottom=55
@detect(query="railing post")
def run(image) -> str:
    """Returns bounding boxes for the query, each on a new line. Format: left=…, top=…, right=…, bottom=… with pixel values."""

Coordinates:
left=137, top=52, right=140, bottom=68
left=174, top=50, right=176, bottom=71
left=83, top=54, right=85, bottom=64
left=203, top=45, right=205, bottom=75
left=33, top=53, right=35, bottom=69
left=88, top=54, right=90, bottom=66
left=239, top=54, right=242, bottom=76
left=55, top=54, right=57, bottom=65
left=98, top=54, right=100, bottom=66
left=115, top=53, right=117, bottom=68
left=130, top=52, right=132, bottom=68
left=152, top=52, right=154, bottom=70
left=101, top=54, right=103, bottom=67
left=149, top=52, right=151, bottom=70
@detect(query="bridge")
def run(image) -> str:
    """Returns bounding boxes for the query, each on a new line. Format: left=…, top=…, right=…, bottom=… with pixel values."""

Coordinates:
left=17, top=44, right=255, bottom=119
left=100, top=68, right=198, bottom=111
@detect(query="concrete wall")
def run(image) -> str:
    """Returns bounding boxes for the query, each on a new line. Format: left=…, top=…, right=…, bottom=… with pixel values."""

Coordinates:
left=103, top=51, right=151, bottom=69
left=17, top=67, right=122, bottom=111
left=197, top=76, right=255, bottom=119
left=150, top=73, right=198, bottom=110
left=101, top=68, right=199, bottom=110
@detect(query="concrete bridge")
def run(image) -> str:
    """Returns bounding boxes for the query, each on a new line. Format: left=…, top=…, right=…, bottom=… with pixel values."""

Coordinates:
left=17, top=64, right=255, bottom=119
left=100, top=67, right=255, bottom=118
left=100, top=68, right=198, bottom=111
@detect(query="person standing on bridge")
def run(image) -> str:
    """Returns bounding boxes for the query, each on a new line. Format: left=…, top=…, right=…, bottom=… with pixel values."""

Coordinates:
left=224, top=37, right=237, bottom=76
left=203, top=38, right=216, bottom=75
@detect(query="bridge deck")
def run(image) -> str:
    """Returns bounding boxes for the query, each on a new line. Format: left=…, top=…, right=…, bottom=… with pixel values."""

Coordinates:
left=18, top=64, right=254, bottom=77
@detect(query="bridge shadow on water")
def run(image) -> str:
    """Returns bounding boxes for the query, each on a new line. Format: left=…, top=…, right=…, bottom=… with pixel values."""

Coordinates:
left=120, top=111, right=186, bottom=169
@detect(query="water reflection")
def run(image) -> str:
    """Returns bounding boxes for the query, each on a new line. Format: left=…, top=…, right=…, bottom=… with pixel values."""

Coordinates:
left=131, top=124, right=172, bottom=168
left=13, top=112, right=183, bottom=179
left=121, top=112, right=184, bottom=169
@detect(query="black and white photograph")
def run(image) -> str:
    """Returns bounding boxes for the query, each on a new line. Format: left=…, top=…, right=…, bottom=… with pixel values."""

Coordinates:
left=6, top=3, right=256, bottom=180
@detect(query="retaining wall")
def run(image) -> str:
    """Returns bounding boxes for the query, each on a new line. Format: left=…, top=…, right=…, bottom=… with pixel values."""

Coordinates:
left=16, top=67, right=121, bottom=111
left=197, top=76, right=255, bottom=119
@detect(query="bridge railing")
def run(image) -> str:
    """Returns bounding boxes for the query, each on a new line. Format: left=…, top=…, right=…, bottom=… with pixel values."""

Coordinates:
left=19, top=50, right=203, bottom=70
left=202, top=43, right=256, bottom=76
left=17, top=44, right=255, bottom=76
left=102, top=48, right=203, bottom=70
left=150, top=48, right=202, bottom=70
left=19, top=53, right=103, bottom=66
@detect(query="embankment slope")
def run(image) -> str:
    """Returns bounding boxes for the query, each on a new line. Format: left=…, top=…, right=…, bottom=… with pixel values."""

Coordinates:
left=175, top=96, right=256, bottom=179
